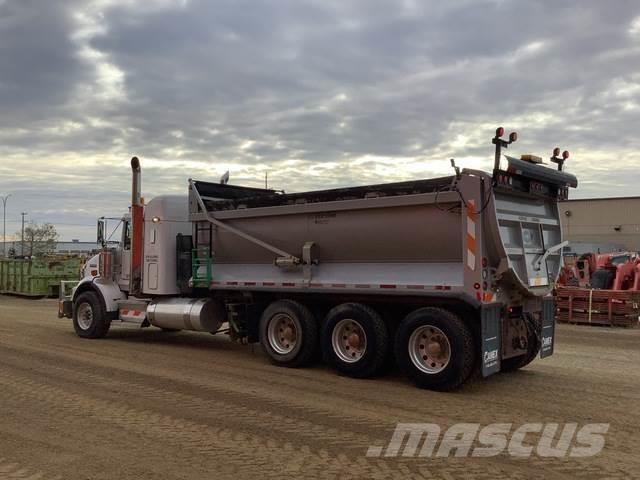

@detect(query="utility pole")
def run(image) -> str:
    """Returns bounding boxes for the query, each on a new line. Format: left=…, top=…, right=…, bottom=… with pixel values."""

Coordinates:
left=21, top=212, right=27, bottom=257
left=1, top=194, right=10, bottom=257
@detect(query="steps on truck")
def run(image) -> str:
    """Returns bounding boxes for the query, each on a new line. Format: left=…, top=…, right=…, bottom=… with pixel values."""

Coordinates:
left=116, top=299, right=150, bottom=324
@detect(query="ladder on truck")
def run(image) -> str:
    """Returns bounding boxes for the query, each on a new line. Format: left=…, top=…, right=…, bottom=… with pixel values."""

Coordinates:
left=192, top=248, right=213, bottom=287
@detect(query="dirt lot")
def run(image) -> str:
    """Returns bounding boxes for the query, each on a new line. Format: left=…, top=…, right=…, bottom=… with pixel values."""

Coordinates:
left=0, top=296, right=638, bottom=479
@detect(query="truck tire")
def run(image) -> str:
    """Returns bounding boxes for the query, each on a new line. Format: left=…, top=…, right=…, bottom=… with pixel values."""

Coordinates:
left=72, top=291, right=111, bottom=339
left=321, top=303, right=389, bottom=378
left=501, top=316, right=541, bottom=372
left=259, top=300, right=318, bottom=367
left=394, top=307, right=475, bottom=391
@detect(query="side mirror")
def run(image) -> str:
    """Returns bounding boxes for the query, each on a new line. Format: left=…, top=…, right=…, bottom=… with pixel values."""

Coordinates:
left=97, top=218, right=105, bottom=247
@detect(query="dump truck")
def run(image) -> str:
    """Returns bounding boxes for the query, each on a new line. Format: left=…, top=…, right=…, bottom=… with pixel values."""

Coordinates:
left=58, top=128, right=577, bottom=390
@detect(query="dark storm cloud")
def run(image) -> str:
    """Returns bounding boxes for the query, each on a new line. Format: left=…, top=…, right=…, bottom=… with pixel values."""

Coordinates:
left=0, top=0, right=90, bottom=125
left=1, top=0, right=640, bottom=239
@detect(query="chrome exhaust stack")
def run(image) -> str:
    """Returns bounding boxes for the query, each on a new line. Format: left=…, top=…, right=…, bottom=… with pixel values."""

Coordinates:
left=131, top=156, right=142, bottom=206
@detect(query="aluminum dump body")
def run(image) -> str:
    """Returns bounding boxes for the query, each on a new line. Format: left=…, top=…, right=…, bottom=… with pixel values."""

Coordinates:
left=188, top=160, right=577, bottom=306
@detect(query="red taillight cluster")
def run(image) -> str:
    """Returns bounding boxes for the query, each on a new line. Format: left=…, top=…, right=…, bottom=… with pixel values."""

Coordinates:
left=551, top=147, right=570, bottom=171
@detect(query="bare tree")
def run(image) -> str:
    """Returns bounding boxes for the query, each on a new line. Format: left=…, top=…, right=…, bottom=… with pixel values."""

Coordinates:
left=17, top=222, right=58, bottom=257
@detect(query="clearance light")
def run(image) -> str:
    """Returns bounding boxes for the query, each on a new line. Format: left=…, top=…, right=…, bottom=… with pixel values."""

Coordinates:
left=551, top=147, right=568, bottom=171
left=152, top=216, right=161, bottom=223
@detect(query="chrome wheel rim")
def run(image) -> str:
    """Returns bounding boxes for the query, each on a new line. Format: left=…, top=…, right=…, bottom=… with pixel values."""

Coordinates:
left=331, top=318, right=367, bottom=363
left=408, top=325, right=451, bottom=374
left=77, top=302, right=94, bottom=330
left=267, top=313, right=299, bottom=355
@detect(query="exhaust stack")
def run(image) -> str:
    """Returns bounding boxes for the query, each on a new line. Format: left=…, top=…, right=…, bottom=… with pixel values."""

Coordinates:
left=131, top=156, right=142, bottom=206
left=129, top=156, right=144, bottom=295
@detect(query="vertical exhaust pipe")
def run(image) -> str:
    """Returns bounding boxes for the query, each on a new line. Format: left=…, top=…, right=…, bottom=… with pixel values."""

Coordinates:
left=130, top=156, right=144, bottom=295
left=131, top=156, right=142, bottom=206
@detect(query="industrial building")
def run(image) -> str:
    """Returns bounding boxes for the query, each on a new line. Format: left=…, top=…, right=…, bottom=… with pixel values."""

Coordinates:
left=560, top=196, right=640, bottom=254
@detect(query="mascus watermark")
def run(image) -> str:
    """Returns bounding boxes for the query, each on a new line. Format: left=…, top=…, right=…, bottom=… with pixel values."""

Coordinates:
left=366, top=423, right=609, bottom=458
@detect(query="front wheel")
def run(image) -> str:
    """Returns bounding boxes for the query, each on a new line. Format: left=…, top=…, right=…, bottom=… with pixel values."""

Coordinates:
left=394, top=307, right=475, bottom=391
left=72, top=291, right=111, bottom=339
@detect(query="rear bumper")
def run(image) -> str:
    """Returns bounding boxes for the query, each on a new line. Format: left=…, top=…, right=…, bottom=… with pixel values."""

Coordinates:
left=480, top=296, right=555, bottom=377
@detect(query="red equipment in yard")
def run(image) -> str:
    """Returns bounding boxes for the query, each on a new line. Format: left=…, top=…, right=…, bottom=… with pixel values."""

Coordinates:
left=556, top=251, right=640, bottom=327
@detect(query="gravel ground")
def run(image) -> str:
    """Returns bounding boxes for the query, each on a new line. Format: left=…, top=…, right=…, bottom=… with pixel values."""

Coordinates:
left=0, top=295, right=638, bottom=479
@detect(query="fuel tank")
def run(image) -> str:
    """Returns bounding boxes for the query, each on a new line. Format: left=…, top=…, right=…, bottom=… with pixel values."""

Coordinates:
left=147, top=297, right=225, bottom=332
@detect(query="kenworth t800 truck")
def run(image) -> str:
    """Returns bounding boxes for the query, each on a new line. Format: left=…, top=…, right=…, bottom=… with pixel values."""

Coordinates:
left=59, top=129, right=577, bottom=390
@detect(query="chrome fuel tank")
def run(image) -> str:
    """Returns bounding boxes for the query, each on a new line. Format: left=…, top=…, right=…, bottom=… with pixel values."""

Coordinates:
left=147, top=297, right=225, bottom=332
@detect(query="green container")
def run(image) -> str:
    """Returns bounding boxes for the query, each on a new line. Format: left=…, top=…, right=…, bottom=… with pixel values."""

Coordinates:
left=0, top=257, right=83, bottom=297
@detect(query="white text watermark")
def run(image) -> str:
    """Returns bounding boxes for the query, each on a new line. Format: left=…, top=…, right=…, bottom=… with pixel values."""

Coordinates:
left=366, top=423, right=609, bottom=458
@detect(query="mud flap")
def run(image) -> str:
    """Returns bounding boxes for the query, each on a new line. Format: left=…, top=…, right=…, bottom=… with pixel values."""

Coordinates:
left=540, top=296, right=555, bottom=358
left=481, top=303, right=502, bottom=377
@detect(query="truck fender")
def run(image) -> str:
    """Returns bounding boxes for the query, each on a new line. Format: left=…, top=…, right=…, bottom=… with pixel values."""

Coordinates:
left=73, top=278, right=126, bottom=316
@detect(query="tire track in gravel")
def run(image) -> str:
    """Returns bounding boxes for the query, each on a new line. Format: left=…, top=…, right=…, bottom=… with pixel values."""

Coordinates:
left=0, top=342, right=634, bottom=479
left=0, top=367, right=520, bottom=480
left=0, top=458, right=62, bottom=480
left=1, top=297, right=638, bottom=479
left=0, top=347, right=542, bottom=479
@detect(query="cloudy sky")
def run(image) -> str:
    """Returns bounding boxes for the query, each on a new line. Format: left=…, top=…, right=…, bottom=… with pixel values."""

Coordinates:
left=1, top=0, right=639, bottom=241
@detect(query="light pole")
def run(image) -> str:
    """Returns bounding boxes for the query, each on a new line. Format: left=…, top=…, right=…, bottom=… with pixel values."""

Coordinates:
left=21, top=212, right=27, bottom=257
left=1, top=194, right=10, bottom=258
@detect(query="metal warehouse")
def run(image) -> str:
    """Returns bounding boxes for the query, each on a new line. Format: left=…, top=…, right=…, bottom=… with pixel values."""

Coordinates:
left=560, top=196, right=640, bottom=253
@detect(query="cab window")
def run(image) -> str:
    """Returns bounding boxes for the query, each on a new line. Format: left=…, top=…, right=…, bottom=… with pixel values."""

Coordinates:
left=123, top=221, right=132, bottom=250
